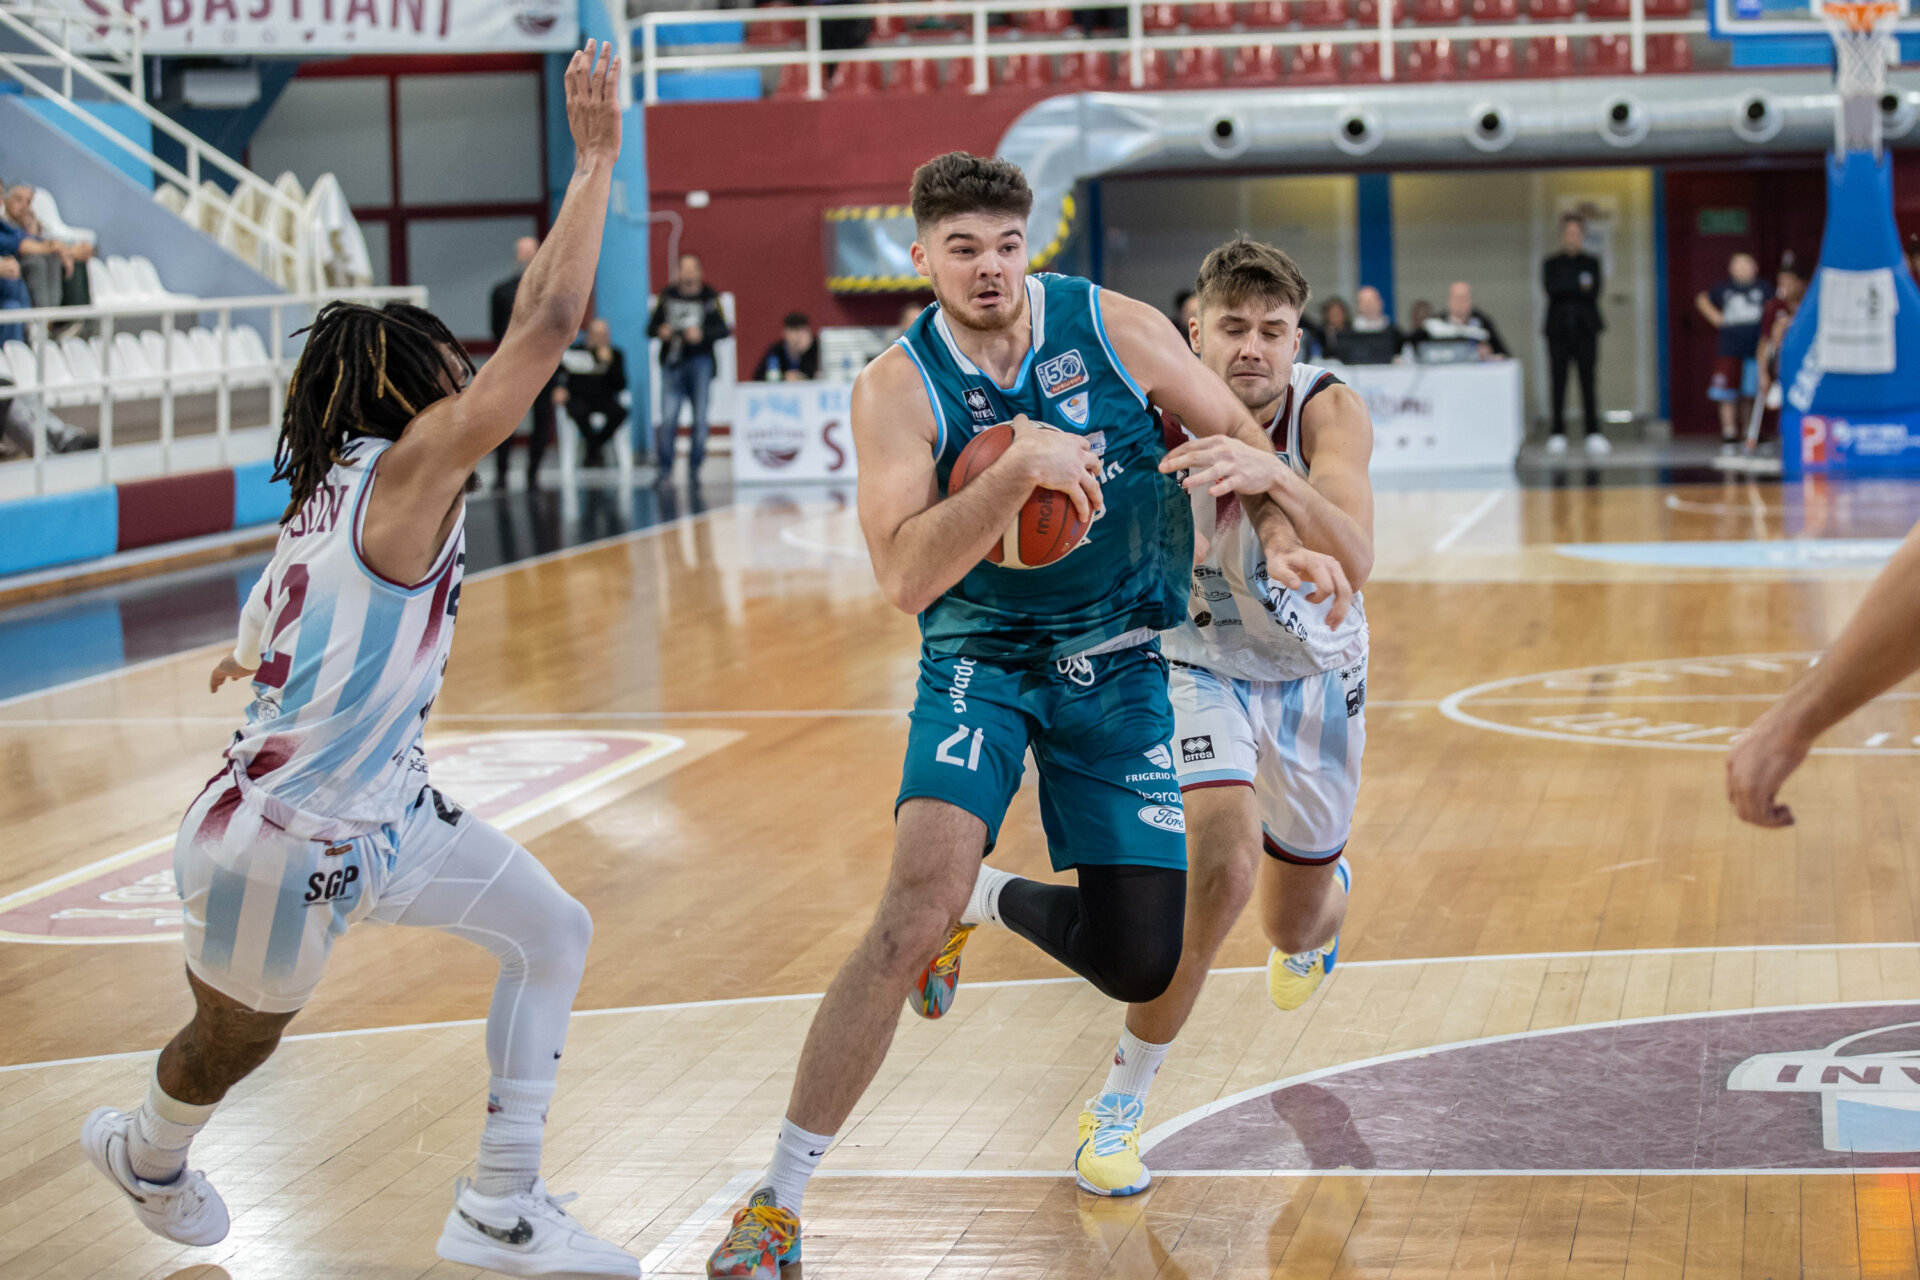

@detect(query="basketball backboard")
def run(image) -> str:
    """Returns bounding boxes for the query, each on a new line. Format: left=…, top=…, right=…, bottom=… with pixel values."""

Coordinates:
left=1710, top=0, right=1917, bottom=52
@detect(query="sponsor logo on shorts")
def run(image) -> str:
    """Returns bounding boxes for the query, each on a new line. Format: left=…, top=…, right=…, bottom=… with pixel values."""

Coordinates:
left=1136, top=804, right=1187, bottom=833
left=1347, top=680, right=1366, bottom=718
left=1144, top=744, right=1174, bottom=770
left=948, top=657, right=977, bottom=713
left=1181, top=735, right=1215, bottom=763
left=964, top=387, right=996, bottom=423
left=1036, top=350, right=1090, bottom=398
left=0, top=732, right=689, bottom=946
left=1194, top=611, right=1213, bottom=627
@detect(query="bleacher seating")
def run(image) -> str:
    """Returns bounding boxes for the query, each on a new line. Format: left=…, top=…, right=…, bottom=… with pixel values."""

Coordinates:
left=0, top=321, right=275, bottom=409
left=1526, top=33, right=1578, bottom=73
left=1186, top=2, right=1239, bottom=28
left=827, top=59, right=885, bottom=94
left=1467, top=36, right=1518, bottom=74
left=1245, top=0, right=1291, bottom=24
left=900, top=57, right=942, bottom=92
left=1295, top=0, right=1350, bottom=25
left=1060, top=49, right=1113, bottom=87
left=1405, top=37, right=1457, bottom=77
left=1174, top=46, right=1228, bottom=85
left=1232, top=43, right=1286, bottom=82
left=1000, top=51, right=1053, bottom=87
left=1289, top=41, right=1342, bottom=82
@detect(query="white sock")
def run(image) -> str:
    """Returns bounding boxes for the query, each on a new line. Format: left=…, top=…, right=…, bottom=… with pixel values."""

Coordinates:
left=766, top=1117, right=832, bottom=1216
left=1102, top=1027, right=1171, bottom=1101
left=475, top=1076, right=553, bottom=1197
left=963, top=864, right=1017, bottom=928
left=128, top=1072, right=216, bottom=1185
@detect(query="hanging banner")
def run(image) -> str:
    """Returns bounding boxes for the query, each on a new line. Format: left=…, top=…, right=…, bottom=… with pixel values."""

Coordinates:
left=62, top=0, right=576, bottom=53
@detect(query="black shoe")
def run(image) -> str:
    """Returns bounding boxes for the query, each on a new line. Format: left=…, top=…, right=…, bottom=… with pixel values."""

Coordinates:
left=53, top=430, right=98, bottom=454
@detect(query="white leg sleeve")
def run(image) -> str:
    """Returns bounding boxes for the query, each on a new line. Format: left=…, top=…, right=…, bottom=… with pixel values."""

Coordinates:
left=385, top=820, right=593, bottom=1081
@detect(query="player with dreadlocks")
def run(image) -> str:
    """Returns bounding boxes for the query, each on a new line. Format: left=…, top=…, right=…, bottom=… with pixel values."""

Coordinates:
left=79, top=41, right=637, bottom=1278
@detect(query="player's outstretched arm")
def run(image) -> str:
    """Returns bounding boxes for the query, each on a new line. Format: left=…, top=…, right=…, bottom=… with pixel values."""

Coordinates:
left=853, top=348, right=1100, bottom=615
left=378, top=40, right=620, bottom=510
left=1727, top=518, right=1920, bottom=827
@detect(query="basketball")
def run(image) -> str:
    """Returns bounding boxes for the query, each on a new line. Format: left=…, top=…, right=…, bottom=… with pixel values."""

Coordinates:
left=948, top=423, right=1090, bottom=569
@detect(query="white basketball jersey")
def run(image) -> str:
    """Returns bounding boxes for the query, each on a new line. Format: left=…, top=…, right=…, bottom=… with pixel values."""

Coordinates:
left=1159, top=361, right=1369, bottom=683
left=226, top=436, right=465, bottom=837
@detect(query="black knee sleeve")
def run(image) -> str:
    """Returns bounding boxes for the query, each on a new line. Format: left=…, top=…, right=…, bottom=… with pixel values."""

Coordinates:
left=999, top=865, right=1185, bottom=1004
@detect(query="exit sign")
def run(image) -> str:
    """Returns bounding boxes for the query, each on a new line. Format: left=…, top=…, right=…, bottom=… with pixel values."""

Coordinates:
left=1699, top=209, right=1751, bottom=235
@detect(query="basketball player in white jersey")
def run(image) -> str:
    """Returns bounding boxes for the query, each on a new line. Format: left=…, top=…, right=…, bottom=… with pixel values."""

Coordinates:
left=78, top=42, right=636, bottom=1277
left=1062, top=236, right=1376, bottom=1195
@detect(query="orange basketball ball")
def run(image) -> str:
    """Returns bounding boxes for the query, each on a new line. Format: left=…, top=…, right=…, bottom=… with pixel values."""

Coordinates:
left=949, top=423, right=1090, bottom=569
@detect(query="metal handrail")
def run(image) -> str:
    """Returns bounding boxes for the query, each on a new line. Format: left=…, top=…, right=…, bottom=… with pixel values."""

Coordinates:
left=0, top=0, right=143, bottom=95
left=632, top=0, right=1703, bottom=100
left=2, top=286, right=429, bottom=495
left=0, top=5, right=306, bottom=287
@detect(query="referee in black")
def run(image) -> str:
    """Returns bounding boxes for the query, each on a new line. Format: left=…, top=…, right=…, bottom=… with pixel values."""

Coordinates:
left=1542, top=213, right=1607, bottom=456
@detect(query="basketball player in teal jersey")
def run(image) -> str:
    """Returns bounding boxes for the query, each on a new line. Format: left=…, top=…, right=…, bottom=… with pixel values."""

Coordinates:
left=706, top=154, right=1352, bottom=1278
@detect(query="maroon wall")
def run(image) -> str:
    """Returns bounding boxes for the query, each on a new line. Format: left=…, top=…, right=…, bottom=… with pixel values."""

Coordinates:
left=645, top=91, right=1054, bottom=366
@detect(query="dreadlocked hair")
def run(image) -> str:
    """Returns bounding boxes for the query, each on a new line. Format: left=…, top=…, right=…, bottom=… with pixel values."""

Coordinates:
left=272, top=300, right=474, bottom=523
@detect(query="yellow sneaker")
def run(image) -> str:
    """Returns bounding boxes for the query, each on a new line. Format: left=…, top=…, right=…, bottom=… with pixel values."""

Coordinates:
left=1073, top=1092, right=1150, bottom=1197
left=1267, top=936, right=1336, bottom=1011
left=908, top=923, right=975, bottom=1019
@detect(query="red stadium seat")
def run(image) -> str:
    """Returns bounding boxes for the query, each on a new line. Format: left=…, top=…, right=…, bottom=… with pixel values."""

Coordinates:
left=770, top=62, right=811, bottom=97
left=1014, top=7, right=1075, bottom=32
left=1186, top=2, right=1240, bottom=26
left=1144, top=3, right=1182, bottom=29
left=1587, top=32, right=1632, bottom=70
left=999, top=50, right=1054, bottom=87
left=946, top=58, right=989, bottom=91
left=748, top=5, right=803, bottom=45
left=1528, top=0, right=1577, bottom=18
left=1354, top=0, right=1407, bottom=23
left=871, top=4, right=907, bottom=39
left=1469, top=0, right=1519, bottom=20
left=1060, top=48, right=1113, bottom=86
left=1466, top=35, right=1517, bottom=73
left=1231, top=42, right=1285, bottom=81
left=1645, top=0, right=1692, bottom=16
left=1405, top=36, right=1456, bottom=77
left=900, top=56, right=942, bottom=92
left=1245, top=0, right=1291, bottom=23
left=1646, top=31, right=1692, bottom=67
left=828, top=59, right=885, bottom=94
left=1586, top=0, right=1629, bottom=16
left=1290, top=40, right=1341, bottom=80
left=1347, top=41, right=1389, bottom=79
left=1174, top=45, right=1228, bottom=83
left=1525, top=33, right=1576, bottom=73
left=1296, top=0, right=1349, bottom=25
left=1414, top=0, right=1465, bottom=21
left=1135, top=47, right=1170, bottom=84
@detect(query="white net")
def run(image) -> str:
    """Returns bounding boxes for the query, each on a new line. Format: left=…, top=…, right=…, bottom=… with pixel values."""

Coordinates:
left=1822, top=0, right=1902, bottom=153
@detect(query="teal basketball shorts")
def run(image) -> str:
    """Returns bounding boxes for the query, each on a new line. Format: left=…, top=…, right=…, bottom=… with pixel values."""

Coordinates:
left=896, top=643, right=1187, bottom=872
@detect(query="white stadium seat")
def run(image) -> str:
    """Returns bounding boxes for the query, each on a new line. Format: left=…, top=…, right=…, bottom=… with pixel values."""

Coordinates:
left=110, top=331, right=165, bottom=398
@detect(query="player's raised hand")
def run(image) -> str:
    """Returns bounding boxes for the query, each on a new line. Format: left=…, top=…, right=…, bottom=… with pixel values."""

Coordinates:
left=1266, top=545, right=1353, bottom=629
left=1007, top=416, right=1103, bottom=524
left=1725, top=703, right=1808, bottom=828
left=208, top=654, right=256, bottom=693
left=1161, top=434, right=1289, bottom=498
left=564, top=38, right=622, bottom=168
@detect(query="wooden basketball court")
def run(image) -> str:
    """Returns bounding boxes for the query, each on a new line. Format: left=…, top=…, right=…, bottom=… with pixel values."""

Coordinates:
left=3, top=474, right=1919, bottom=1278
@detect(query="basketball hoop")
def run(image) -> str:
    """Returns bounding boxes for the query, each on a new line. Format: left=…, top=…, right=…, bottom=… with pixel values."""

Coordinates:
left=1817, top=0, right=1904, bottom=154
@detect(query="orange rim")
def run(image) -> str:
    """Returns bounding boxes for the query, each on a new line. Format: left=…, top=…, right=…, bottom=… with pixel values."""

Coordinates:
left=1823, top=0, right=1900, bottom=32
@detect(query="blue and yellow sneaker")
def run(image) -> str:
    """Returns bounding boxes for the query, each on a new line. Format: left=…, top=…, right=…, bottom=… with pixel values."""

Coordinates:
left=706, top=1187, right=799, bottom=1278
left=1267, top=857, right=1350, bottom=1012
left=1073, top=1092, right=1150, bottom=1197
left=908, top=923, right=975, bottom=1019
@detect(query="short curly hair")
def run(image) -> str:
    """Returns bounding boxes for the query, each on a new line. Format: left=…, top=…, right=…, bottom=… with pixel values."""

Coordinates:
left=1195, top=236, right=1312, bottom=315
left=909, top=152, right=1033, bottom=233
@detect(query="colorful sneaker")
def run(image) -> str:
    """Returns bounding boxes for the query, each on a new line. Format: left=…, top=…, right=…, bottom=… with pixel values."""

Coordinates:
left=436, top=1176, right=638, bottom=1276
left=80, top=1107, right=230, bottom=1247
left=706, top=1186, right=800, bottom=1278
left=908, top=923, right=976, bottom=1019
left=1073, top=1092, right=1150, bottom=1197
left=1267, top=857, right=1349, bottom=1012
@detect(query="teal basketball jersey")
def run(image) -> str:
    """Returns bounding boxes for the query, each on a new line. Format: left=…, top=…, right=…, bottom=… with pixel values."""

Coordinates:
left=894, top=273, right=1192, bottom=664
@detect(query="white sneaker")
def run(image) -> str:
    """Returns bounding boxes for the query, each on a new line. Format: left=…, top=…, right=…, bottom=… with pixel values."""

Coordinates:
left=1546, top=433, right=1569, bottom=455
left=1584, top=433, right=1612, bottom=456
left=80, top=1107, right=230, bottom=1247
left=436, top=1177, right=639, bottom=1277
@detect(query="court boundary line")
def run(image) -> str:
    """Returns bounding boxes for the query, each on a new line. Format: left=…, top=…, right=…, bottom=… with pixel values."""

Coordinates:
left=0, top=503, right=735, bottom=712
left=805, top=1164, right=1920, bottom=1179
left=1136, top=996, right=1920, bottom=1158
left=1430, top=490, right=1507, bottom=554
left=639, top=1168, right=763, bottom=1272
left=6, top=942, right=1916, bottom=1076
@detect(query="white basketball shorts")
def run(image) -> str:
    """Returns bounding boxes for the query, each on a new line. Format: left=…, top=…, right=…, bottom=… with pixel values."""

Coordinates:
left=1167, top=655, right=1367, bottom=864
left=175, top=766, right=492, bottom=1013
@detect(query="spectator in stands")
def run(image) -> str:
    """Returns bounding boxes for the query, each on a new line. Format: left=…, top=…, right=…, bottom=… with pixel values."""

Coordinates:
left=1421, top=281, right=1510, bottom=359
left=1330, top=285, right=1402, bottom=364
left=0, top=185, right=73, bottom=313
left=1313, top=296, right=1351, bottom=363
left=555, top=317, right=628, bottom=469
left=1408, top=299, right=1434, bottom=335
left=0, top=373, right=96, bottom=456
left=488, top=235, right=561, bottom=489
left=1543, top=212, right=1606, bottom=455
left=5, top=184, right=92, bottom=311
left=758, top=311, right=819, bottom=381
left=648, top=252, right=730, bottom=483
left=1752, top=253, right=1805, bottom=449
left=1697, top=251, right=1772, bottom=453
left=1172, top=288, right=1199, bottom=338
left=886, top=298, right=928, bottom=345
left=0, top=257, right=27, bottom=347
